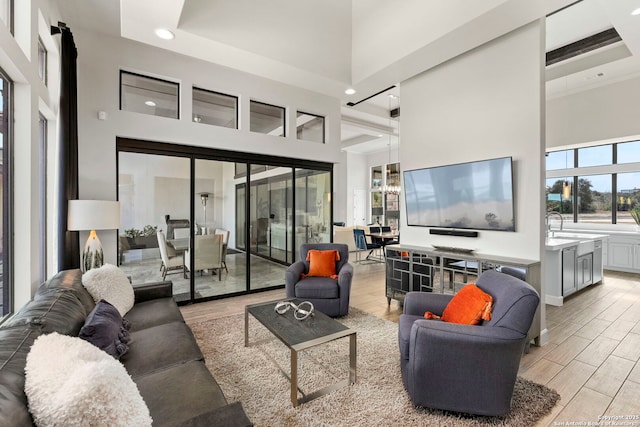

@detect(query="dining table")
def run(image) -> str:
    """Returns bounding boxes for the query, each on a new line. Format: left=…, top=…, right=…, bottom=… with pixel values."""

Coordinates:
left=365, top=232, right=399, bottom=246
left=167, top=238, right=190, bottom=252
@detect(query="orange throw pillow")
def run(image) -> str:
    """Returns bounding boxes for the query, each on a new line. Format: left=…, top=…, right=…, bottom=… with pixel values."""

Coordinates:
left=303, top=250, right=341, bottom=279
left=424, top=283, right=493, bottom=325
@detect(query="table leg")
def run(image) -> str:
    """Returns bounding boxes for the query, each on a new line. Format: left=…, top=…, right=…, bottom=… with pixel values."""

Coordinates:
left=244, top=308, right=249, bottom=347
left=291, top=349, right=299, bottom=407
left=349, top=333, right=357, bottom=385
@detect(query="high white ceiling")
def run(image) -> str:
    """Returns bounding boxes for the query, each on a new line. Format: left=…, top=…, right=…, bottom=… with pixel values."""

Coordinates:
left=54, top=0, right=640, bottom=155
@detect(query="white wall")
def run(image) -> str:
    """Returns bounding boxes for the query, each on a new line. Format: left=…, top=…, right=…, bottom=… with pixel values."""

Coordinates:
left=333, top=150, right=369, bottom=226
left=73, top=30, right=343, bottom=265
left=546, top=76, right=640, bottom=148
left=347, top=151, right=368, bottom=226
left=400, top=21, right=545, bottom=261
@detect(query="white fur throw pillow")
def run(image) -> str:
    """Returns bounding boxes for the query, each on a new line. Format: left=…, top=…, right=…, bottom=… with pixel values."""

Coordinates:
left=82, top=263, right=134, bottom=316
left=25, top=332, right=152, bottom=427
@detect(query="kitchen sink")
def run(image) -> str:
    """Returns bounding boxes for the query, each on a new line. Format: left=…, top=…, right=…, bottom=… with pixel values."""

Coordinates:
left=551, top=232, right=597, bottom=240
left=545, top=237, right=579, bottom=246
left=549, top=232, right=595, bottom=255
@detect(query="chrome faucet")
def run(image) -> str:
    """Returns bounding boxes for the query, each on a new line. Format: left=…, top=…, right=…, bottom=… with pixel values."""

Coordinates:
left=545, top=211, right=564, bottom=237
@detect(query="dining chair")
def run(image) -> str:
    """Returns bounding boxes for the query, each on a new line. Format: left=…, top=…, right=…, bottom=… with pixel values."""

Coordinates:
left=214, top=228, right=231, bottom=273
left=156, top=231, right=185, bottom=280
left=353, top=228, right=382, bottom=263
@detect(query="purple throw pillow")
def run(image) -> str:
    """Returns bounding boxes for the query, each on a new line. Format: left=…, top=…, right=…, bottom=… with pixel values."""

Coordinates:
left=79, top=299, right=131, bottom=359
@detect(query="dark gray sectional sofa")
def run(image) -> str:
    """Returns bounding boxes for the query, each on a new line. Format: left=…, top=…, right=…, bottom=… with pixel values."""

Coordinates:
left=0, top=269, right=252, bottom=427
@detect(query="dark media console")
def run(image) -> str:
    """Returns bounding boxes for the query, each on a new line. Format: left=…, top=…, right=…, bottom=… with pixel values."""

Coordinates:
left=429, top=228, right=478, bottom=238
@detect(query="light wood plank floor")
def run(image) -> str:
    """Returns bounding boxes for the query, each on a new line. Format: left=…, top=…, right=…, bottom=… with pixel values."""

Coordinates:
left=180, top=261, right=640, bottom=425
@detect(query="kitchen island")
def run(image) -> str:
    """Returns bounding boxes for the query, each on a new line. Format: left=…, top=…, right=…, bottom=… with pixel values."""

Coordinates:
left=545, top=232, right=607, bottom=306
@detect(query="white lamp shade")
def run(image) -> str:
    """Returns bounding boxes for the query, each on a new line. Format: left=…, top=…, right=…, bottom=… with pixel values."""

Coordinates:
left=68, top=200, right=121, bottom=231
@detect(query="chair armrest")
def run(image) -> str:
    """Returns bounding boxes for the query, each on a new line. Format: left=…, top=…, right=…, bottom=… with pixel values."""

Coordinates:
left=411, top=319, right=526, bottom=345
left=133, top=281, right=173, bottom=303
left=284, top=261, right=306, bottom=297
left=403, top=292, right=453, bottom=316
left=176, top=402, right=252, bottom=427
left=337, top=263, right=353, bottom=289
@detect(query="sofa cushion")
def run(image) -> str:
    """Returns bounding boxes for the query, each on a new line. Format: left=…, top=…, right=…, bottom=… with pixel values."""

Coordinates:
left=0, top=325, right=42, bottom=427
left=122, top=322, right=204, bottom=378
left=294, top=276, right=339, bottom=299
left=124, top=297, right=185, bottom=332
left=82, top=263, right=134, bottom=316
left=177, top=402, right=253, bottom=427
left=135, top=361, right=228, bottom=427
left=5, top=289, right=89, bottom=335
left=36, top=269, right=95, bottom=315
left=79, top=299, right=131, bottom=359
left=25, top=332, right=152, bottom=427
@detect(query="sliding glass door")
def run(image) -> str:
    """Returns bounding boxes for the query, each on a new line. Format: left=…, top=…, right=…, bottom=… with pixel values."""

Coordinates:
left=118, top=153, right=246, bottom=302
left=190, top=159, right=246, bottom=299
left=117, top=138, right=332, bottom=304
left=247, top=164, right=293, bottom=291
left=118, top=151, right=191, bottom=300
left=295, top=169, right=332, bottom=260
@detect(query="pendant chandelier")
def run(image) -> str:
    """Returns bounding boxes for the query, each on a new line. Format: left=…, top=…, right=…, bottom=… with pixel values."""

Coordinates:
left=562, top=150, right=571, bottom=200
left=383, top=93, right=400, bottom=195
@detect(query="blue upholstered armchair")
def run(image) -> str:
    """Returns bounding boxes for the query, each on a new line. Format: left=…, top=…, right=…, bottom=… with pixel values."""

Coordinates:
left=398, top=269, right=540, bottom=416
left=285, top=243, right=353, bottom=317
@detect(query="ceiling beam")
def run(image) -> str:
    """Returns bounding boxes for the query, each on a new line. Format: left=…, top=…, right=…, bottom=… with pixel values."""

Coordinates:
left=546, top=27, right=622, bottom=66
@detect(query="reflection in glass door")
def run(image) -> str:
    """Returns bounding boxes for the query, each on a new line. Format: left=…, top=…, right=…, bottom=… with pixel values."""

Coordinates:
left=189, top=159, right=246, bottom=300
left=117, top=152, right=191, bottom=301
left=248, top=164, right=293, bottom=291
left=294, top=168, right=331, bottom=261
left=267, top=178, right=292, bottom=263
left=118, top=152, right=247, bottom=303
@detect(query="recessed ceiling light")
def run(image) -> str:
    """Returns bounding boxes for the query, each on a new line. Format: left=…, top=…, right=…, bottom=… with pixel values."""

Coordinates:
left=345, top=88, right=356, bottom=95
left=388, top=94, right=398, bottom=99
left=632, top=7, right=640, bottom=15
left=377, top=134, right=383, bottom=138
left=154, top=28, right=175, bottom=40
left=145, top=100, right=156, bottom=107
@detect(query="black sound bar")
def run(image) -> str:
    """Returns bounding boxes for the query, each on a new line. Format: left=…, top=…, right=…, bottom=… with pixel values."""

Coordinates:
left=429, top=228, right=478, bottom=238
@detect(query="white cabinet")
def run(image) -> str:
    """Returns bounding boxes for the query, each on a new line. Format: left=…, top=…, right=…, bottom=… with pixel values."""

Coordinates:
left=606, top=235, right=640, bottom=272
left=593, top=240, right=603, bottom=284
left=634, top=244, right=640, bottom=269
left=576, top=253, right=593, bottom=290
left=561, top=246, right=577, bottom=296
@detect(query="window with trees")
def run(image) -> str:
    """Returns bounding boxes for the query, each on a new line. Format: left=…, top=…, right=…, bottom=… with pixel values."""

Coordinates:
left=546, top=141, right=640, bottom=225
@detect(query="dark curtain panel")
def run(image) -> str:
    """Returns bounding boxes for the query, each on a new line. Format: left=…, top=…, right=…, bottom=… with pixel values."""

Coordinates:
left=53, top=26, right=79, bottom=270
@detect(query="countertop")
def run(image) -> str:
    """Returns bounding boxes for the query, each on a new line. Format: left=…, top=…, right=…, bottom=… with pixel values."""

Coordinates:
left=545, top=232, right=608, bottom=252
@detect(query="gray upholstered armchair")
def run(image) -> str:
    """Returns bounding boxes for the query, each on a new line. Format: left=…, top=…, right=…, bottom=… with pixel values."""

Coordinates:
left=285, top=243, right=353, bottom=317
left=398, top=269, right=540, bottom=416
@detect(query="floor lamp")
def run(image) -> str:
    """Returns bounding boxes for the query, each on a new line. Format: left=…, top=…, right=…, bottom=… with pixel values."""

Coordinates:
left=199, top=192, right=210, bottom=234
left=68, top=200, right=121, bottom=272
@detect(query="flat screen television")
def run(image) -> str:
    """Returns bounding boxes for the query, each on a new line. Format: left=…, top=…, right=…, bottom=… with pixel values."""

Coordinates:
left=403, top=156, right=515, bottom=232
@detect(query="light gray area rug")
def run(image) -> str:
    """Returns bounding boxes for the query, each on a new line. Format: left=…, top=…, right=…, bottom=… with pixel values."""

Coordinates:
left=189, top=308, right=559, bottom=427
